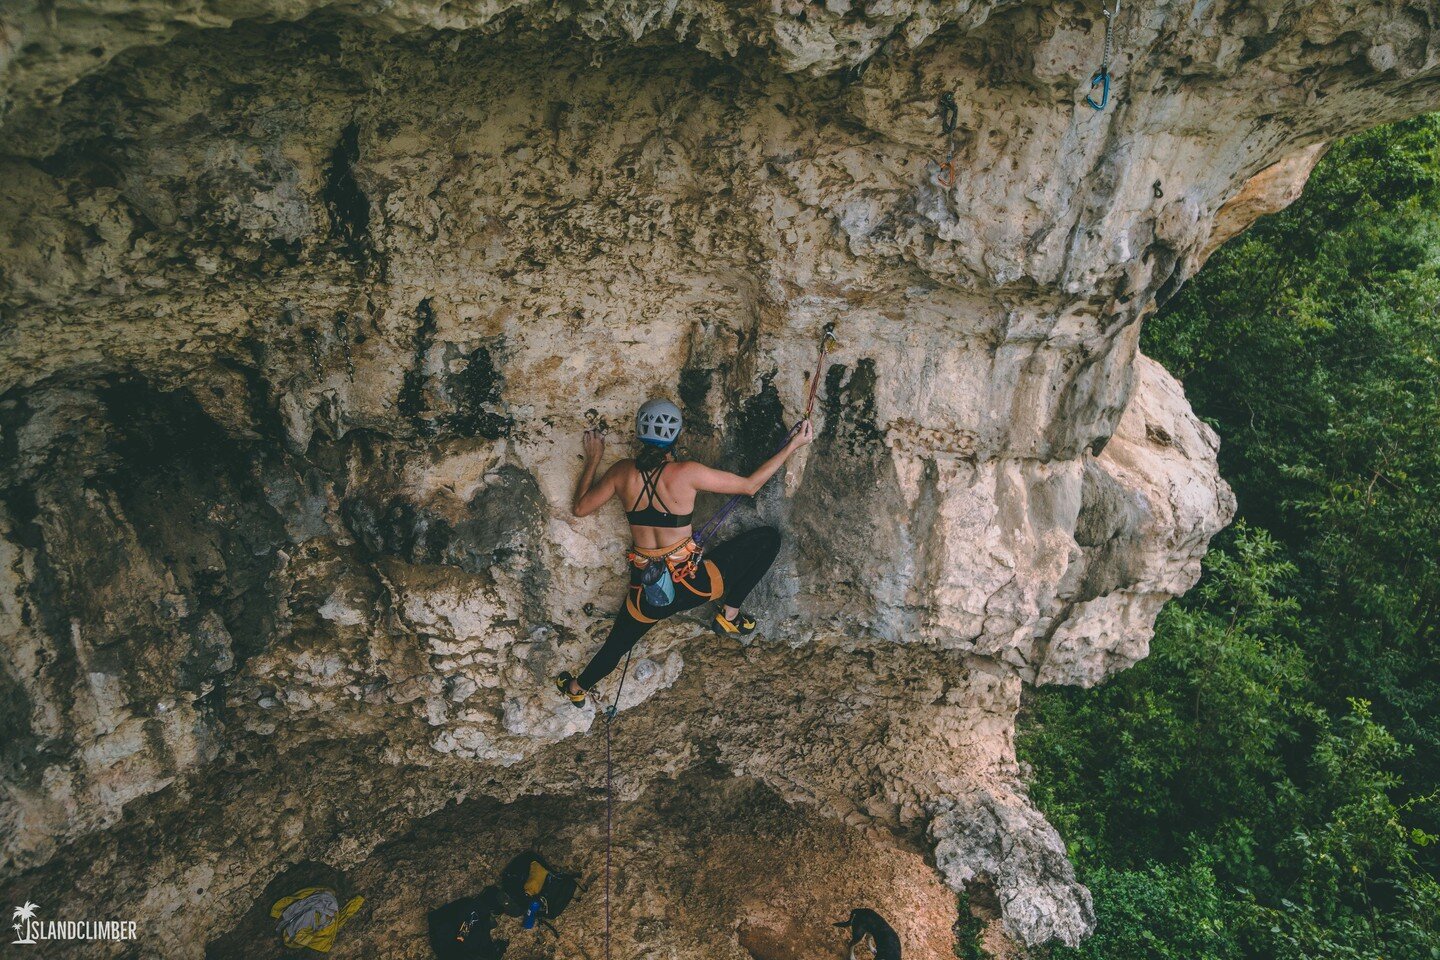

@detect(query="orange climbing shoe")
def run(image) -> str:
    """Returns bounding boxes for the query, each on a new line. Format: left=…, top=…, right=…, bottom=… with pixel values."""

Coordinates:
left=710, top=609, right=757, bottom=637
left=553, top=672, right=587, bottom=708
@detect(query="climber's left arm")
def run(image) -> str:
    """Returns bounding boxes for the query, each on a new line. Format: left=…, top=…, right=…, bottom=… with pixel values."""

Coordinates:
left=572, top=428, right=617, bottom=516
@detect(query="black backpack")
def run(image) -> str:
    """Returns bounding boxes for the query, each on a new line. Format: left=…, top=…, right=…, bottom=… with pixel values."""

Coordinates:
left=497, top=852, right=580, bottom=926
left=428, top=887, right=509, bottom=960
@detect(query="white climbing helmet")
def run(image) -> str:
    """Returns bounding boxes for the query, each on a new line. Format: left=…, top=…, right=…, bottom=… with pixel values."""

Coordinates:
left=635, top=398, right=682, bottom=447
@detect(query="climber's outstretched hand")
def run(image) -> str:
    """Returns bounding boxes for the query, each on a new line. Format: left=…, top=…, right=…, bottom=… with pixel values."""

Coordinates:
left=582, top=426, right=605, bottom=462
left=788, top=419, right=815, bottom=448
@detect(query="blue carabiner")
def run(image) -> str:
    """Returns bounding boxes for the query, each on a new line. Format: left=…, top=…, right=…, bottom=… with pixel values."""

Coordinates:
left=1085, top=68, right=1111, bottom=110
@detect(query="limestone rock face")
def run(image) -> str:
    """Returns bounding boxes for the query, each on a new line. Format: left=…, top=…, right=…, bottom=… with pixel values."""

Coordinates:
left=1, top=1, right=1436, bottom=956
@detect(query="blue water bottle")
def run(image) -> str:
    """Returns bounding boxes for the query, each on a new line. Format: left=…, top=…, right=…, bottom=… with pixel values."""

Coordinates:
left=522, top=899, right=541, bottom=930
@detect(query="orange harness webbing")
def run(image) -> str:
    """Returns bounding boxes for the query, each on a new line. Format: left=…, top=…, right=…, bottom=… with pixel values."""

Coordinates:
left=624, top=536, right=723, bottom=622
left=626, top=534, right=694, bottom=563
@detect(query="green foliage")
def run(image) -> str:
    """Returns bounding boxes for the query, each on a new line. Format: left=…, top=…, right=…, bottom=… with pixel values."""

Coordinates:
left=953, top=892, right=988, bottom=960
left=1020, top=116, right=1440, bottom=960
left=1061, top=858, right=1243, bottom=960
left=1148, top=114, right=1440, bottom=852
left=1026, top=525, right=1302, bottom=865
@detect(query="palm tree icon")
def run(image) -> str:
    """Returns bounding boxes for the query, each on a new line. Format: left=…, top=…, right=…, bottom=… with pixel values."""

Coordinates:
left=12, top=901, right=39, bottom=944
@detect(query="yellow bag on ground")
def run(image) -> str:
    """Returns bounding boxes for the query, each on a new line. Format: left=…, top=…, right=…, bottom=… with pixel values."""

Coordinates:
left=270, top=886, right=364, bottom=953
left=524, top=862, right=549, bottom=897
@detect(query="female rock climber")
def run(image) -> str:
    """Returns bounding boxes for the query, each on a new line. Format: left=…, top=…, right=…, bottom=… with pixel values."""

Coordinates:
left=554, top=397, right=812, bottom=706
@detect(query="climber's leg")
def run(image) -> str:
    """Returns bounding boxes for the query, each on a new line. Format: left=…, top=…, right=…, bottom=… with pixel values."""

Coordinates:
left=561, top=558, right=719, bottom=702
left=708, top=525, right=782, bottom=608
left=571, top=603, right=655, bottom=695
left=703, top=526, right=781, bottom=635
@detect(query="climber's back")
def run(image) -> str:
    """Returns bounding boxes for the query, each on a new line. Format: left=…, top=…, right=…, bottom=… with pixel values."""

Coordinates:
left=615, top=451, right=696, bottom=548
left=571, top=398, right=789, bottom=551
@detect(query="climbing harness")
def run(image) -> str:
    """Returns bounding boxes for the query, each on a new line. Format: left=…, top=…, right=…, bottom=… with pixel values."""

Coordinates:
left=624, top=536, right=720, bottom=620
left=1085, top=1, right=1119, bottom=110
left=936, top=92, right=959, bottom=188
left=692, top=323, right=838, bottom=548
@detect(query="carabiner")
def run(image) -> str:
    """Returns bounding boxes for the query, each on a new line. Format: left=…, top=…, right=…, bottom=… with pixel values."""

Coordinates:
left=1085, top=68, right=1111, bottom=111
left=937, top=155, right=957, bottom=188
left=938, top=92, right=958, bottom=134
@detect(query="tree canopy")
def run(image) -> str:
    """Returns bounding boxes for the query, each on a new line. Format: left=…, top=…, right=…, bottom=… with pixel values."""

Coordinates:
left=1019, top=117, right=1440, bottom=960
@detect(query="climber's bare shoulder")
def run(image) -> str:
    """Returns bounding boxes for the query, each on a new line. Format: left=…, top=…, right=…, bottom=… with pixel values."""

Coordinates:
left=606, top=457, right=640, bottom=499
left=672, top=460, right=751, bottom=496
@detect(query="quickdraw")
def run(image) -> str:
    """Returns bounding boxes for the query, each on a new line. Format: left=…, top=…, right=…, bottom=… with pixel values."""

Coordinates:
left=936, top=92, right=959, bottom=188
left=839, top=57, right=871, bottom=87
left=1086, top=1, right=1119, bottom=111
left=939, top=91, right=958, bottom=133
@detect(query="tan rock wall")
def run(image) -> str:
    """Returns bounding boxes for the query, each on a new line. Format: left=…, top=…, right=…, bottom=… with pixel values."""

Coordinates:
left=2, top=2, right=1438, bottom=955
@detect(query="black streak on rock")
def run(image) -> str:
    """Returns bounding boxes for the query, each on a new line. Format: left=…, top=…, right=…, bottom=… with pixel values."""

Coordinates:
left=98, top=379, right=287, bottom=665
left=216, top=352, right=288, bottom=442
left=398, top=298, right=437, bottom=433
left=0, top=397, right=53, bottom=788
left=677, top=366, right=714, bottom=437
left=321, top=122, right=371, bottom=264
left=730, top=373, right=787, bottom=471
left=444, top=346, right=512, bottom=440
left=343, top=465, right=544, bottom=582
left=821, top=359, right=884, bottom=453
left=1146, top=241, right=1185, bottom=307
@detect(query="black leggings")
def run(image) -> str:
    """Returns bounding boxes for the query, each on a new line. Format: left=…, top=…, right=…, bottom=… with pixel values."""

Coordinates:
left=576, top=526, right=781, bottom=690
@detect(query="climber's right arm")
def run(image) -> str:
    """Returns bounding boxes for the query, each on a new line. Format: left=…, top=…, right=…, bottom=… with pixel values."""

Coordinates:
left=687, top=419, right=813, bottom=497
left=684, top=462, right=756, bottom=496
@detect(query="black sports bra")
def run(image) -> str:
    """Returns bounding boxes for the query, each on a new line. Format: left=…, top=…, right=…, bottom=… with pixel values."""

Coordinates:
left=626, top=461, right=693, bottom=528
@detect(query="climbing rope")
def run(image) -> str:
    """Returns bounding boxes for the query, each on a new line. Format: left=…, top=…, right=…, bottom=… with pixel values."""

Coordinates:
left=692, top=323, right=838, bottom=548
left=601, top=643, right=633, bottom=960
left=1086, top=0, right=1120, bottom=110
left=603, top=704, right=612, bottom=960
left=597, top=324, right=836, bottom=959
